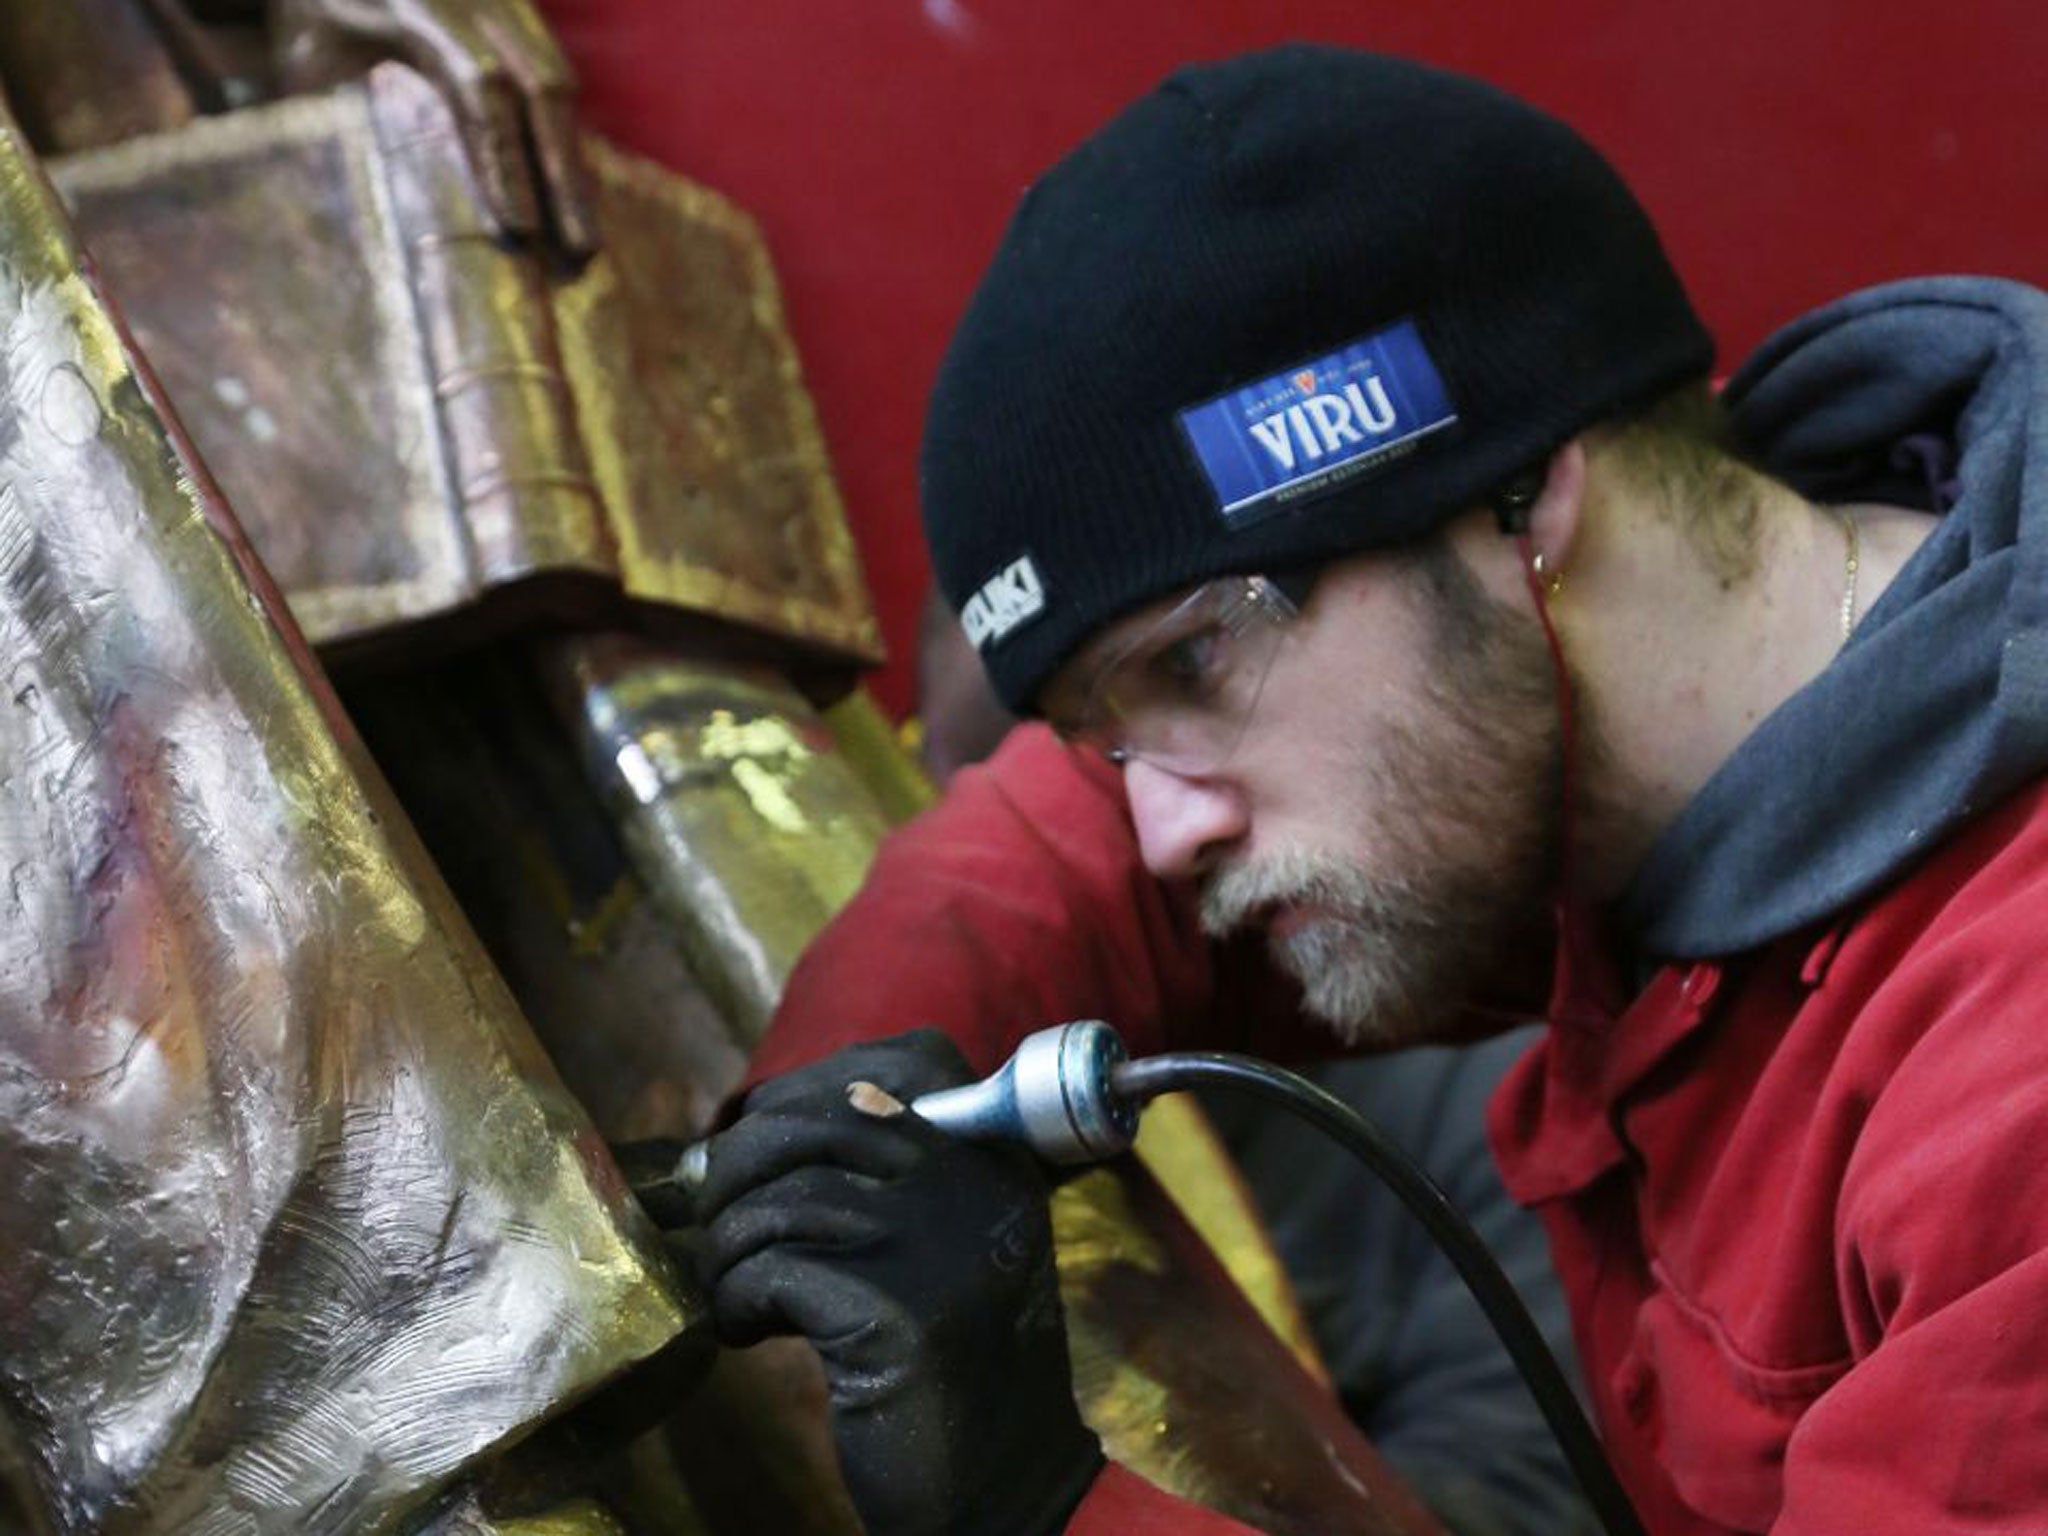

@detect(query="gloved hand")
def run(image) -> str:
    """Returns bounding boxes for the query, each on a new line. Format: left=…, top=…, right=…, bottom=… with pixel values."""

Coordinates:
left=693, top=1030, right=1103, bottom=1536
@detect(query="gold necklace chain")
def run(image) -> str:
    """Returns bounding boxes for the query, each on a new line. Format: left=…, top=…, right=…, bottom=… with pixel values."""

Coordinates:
left=1832, top=508, right=1861, bottom=643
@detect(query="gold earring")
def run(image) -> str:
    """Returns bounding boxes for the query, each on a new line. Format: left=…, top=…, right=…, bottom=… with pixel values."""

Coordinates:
left=1531, top=551, right=1564, bottom=598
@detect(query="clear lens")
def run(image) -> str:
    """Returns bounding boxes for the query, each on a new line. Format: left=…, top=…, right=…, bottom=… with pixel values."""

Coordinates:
left=1068, top=576, right=1298, bottom=774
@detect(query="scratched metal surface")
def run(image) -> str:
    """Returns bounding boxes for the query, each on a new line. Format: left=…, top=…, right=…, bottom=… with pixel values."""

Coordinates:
left=0, top=116, right=695, bottom=1535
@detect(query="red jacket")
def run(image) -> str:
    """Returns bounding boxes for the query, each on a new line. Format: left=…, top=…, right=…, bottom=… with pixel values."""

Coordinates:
left=753, top=723, right=2048, bottom=1535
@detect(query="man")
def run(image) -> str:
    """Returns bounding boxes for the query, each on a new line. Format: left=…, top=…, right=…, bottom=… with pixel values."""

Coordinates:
left=691, top=43, right=2048, bottom=1536
left=912, top=538, right=1594, bottom=1536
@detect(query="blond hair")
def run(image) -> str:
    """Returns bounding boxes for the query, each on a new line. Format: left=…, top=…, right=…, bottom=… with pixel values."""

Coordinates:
left=1597, top=383, right=1766, bottom=585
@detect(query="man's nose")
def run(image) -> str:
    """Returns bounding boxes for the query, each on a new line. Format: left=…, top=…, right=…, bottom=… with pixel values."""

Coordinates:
left=1123, top=757, right=1248, bottom=881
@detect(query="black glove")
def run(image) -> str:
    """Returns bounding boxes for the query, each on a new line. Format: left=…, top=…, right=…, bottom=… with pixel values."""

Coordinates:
left=694, top=1030, right=1103, bottom=1536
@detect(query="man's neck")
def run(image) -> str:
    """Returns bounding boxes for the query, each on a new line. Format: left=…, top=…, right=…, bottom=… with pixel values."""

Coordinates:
left=1574, top=481, right=1938, bottom=899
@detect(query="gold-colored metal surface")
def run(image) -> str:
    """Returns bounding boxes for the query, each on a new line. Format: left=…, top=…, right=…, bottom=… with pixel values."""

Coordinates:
left=0, top=111, right=694, bottom=1534
left=49, top=65, right=882, bottom=671
left=1056, top=1165, right=1445, bottom=1536
left=412, top=1490, right=663, bottom=1536
left=493, top=1504, right=631, bottom=1536
left=822, top=688, right=939, bottom=826
left=1134, top=1094, right=1329, bottom=1383
left=548, top=640, right=892, bottom=1046
left=413, top=1494, right=626, bottom=1536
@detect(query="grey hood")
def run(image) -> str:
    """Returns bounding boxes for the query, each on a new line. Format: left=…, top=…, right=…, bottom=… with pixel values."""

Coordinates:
left=1616, top=277, right=2048, bottom=957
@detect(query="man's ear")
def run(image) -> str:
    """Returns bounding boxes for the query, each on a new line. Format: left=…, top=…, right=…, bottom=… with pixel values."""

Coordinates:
left=1518, top=440, right=1589, bottom=579
left=1455, top=441, right=1590, bottom=609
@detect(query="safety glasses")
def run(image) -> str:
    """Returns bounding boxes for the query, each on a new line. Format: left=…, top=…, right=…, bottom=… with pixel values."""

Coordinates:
left=1055, top=574, right=1303, bottom=774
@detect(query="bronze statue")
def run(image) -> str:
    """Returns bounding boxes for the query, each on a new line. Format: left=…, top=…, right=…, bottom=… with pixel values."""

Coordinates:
left=0, top=7, right=1438, bottom=1533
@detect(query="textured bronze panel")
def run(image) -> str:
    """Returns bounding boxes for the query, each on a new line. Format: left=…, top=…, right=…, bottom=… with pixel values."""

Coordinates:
left=368, top=64, right=612, bottom=590
left=0, top=110, right=694, bottom=1535
left=55, top=87, right=470, bottom=640
left=48, top=66, right=882, bottom=670
left=556, top=144, right=883, bottom=665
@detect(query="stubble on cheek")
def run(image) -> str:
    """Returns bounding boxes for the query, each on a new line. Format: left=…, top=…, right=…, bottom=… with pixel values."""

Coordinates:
left=1195, top=612, right=1563, bottom=1045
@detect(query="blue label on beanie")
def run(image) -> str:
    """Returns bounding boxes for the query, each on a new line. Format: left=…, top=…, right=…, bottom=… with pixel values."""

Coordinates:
left=1178, top=319, right=1458, bottom=526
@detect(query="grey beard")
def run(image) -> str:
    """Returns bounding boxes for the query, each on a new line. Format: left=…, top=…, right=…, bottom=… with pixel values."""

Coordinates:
left=1201, top=853, right=1481, bottom=1047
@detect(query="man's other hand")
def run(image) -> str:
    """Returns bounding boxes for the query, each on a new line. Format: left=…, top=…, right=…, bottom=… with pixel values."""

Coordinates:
left=693, top=1030, right=1103, bottom=1536
left=271, top=0, right=595, bottom=254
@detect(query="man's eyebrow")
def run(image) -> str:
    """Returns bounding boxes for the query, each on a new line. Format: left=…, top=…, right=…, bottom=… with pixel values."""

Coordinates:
left=1045, top=583, right=1213, bottom=707
left=1039, top=631, right=1138, bottom=723
left=1057, top=625, right=1141, bottom=689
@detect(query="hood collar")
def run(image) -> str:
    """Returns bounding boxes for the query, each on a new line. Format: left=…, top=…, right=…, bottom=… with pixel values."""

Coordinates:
left=1617, top=277, right=2048, bottom=957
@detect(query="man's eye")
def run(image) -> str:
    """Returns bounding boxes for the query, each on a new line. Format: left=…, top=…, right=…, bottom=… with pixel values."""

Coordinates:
left=1150, top=626, right=1228, bottom=697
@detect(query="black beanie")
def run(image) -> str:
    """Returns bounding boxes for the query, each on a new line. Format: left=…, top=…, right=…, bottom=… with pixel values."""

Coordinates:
left=923, top=44, right=1714, bottom=713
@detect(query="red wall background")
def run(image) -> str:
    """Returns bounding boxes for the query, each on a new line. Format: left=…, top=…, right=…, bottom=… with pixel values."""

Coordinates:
left=540, top=0, right=2047, bottom=717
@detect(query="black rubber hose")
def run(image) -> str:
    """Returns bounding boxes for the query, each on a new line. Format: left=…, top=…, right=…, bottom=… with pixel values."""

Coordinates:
left=1111, top=1051, right=1647, bottom=1536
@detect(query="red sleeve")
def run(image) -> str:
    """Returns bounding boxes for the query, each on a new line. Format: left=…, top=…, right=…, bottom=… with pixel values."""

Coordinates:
left=1067, top=1462, right=1267, bottom=1535
left=750, top=723, right=1315, bottom=1085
